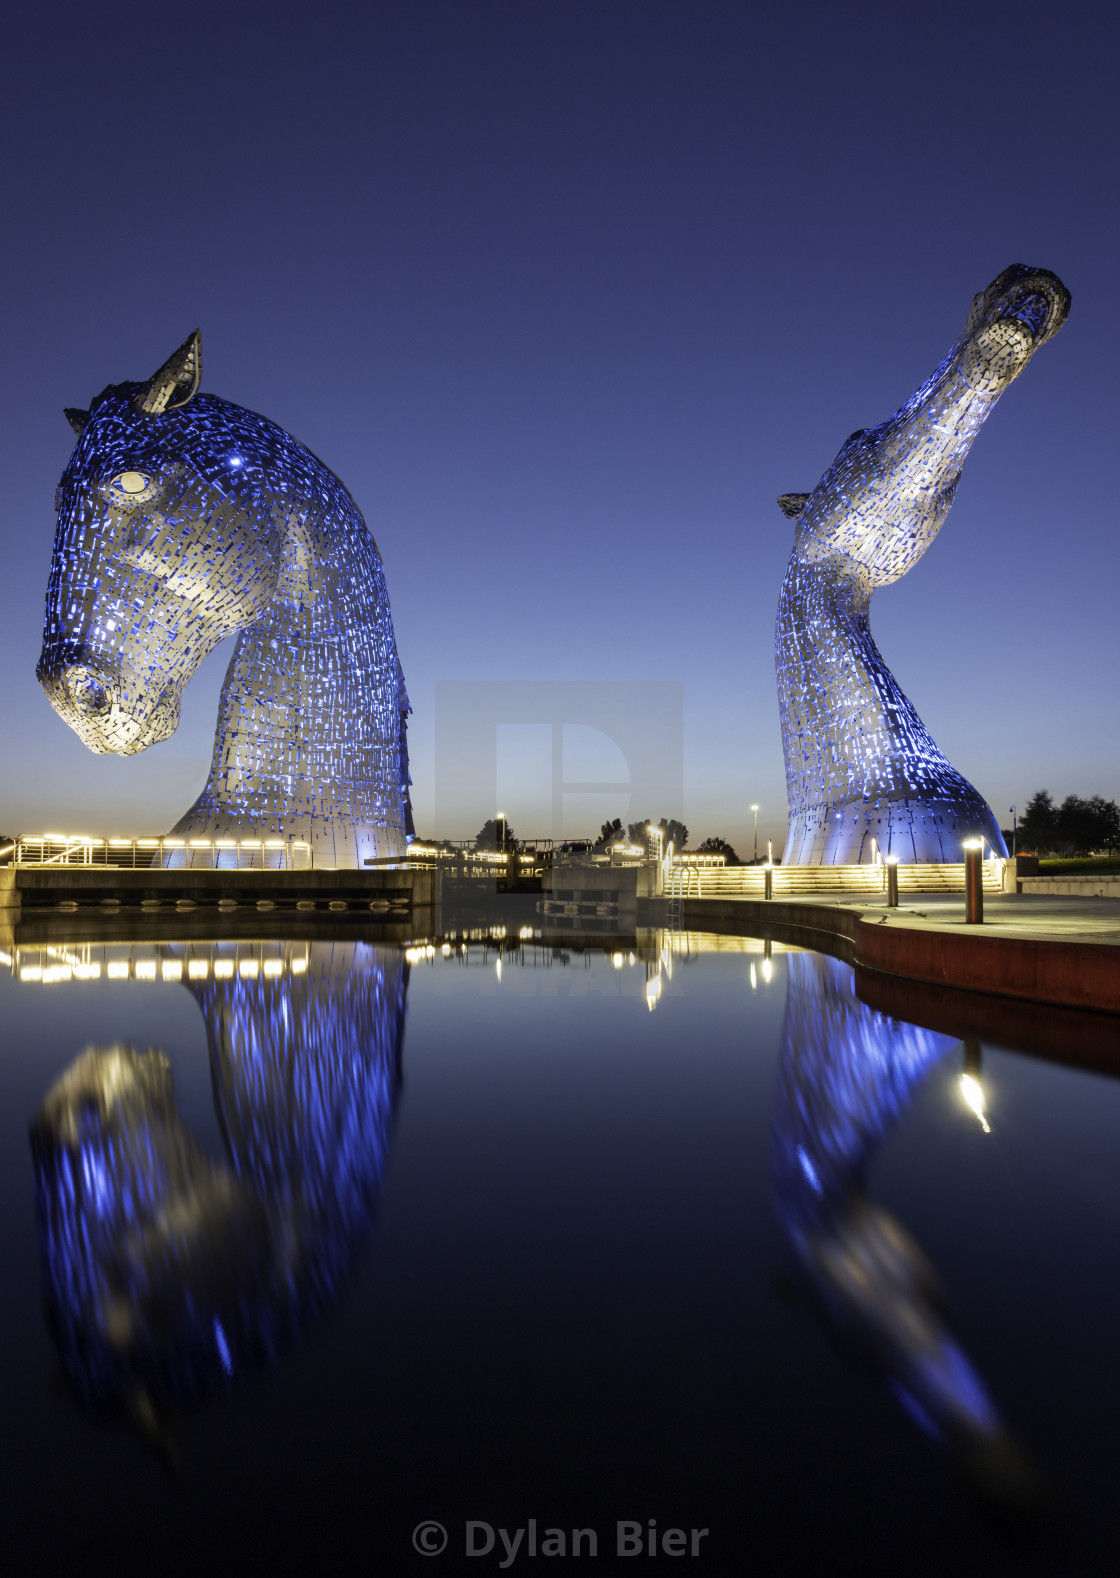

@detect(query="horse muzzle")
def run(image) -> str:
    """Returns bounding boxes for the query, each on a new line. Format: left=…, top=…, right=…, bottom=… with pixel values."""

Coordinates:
left=37, top=653, right=181, bottom=755
left=961, top=264, right=1070, bottom=394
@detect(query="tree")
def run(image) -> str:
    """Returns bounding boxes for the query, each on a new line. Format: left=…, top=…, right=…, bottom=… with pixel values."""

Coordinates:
left=627, top=818, right=689, bottom=851
left=474, top=817, right=518, bottom=852
left=696, top=836, right=740, bottom=865
left=659, top=818, right=688, bottom=851
left=1017, top=790, right=1058, bottom=854
left=1014, top=790, right=1120, bottom=855
left=1085, top=796, right=1120, bottom=854
left=1056, top=794, right=1120, bottom=855
left=596, top=817, right=624, bottom=848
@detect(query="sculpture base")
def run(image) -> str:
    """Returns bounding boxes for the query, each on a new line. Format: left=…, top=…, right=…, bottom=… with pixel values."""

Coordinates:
left=166, top=813, right=407, bottom=871
left=784, top=794, right=1007, bottom=866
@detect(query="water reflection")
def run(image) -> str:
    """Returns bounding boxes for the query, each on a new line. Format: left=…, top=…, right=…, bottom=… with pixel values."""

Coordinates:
left=773, top=952, right=1036, bottom=1508
left=30, top=941, right=407, bottom=1444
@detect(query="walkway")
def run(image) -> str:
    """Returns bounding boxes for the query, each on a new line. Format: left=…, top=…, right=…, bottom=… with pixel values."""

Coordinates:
left=676, top=890, right=1120, bottom=1015
left=803, top=891, right=1120, bottom=947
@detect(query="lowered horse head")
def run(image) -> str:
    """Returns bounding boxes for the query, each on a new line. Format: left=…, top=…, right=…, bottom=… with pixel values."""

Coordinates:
left=37, top=332, right=413, bottom=867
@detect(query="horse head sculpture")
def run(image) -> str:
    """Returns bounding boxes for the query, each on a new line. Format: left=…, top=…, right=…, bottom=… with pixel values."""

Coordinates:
left=777, top=265, right=1070, bottom=864
left=37, top=332, right=414, bottom=867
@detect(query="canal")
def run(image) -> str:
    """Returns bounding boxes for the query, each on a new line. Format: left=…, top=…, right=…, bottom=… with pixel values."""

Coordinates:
left=1, top=924, right=1118, bottom=1574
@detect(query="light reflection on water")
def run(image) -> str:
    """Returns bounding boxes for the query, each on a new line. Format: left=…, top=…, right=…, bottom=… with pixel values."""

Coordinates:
left=3, top=927, right=1119, bottom=1571
left=29, top=940, right=407, bottom=1451
left=773, top=952, right=1036, bottom=1508
left=16, top=928, right=793, bottom=1439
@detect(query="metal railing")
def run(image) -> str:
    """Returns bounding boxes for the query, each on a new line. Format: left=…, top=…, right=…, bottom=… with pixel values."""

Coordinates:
left=662, top=860, right=1006, bottom=895
left=6, top=835, right=313, bottom=870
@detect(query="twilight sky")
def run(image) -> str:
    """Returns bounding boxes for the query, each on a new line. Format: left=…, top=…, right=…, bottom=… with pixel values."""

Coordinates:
left=1, top=0, right=1116, bottom=855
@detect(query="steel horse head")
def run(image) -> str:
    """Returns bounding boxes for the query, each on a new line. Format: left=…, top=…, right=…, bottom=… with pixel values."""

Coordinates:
left=38, top=332, right=414, bottom=867
left=775, top=265, right=1070, bottom=865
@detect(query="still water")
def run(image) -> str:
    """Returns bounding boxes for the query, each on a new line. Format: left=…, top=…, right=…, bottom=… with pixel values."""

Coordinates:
left=1, top=925, right=1119, bottom=1575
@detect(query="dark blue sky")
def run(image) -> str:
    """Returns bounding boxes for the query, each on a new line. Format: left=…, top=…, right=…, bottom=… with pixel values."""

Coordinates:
left=2, top=0, right=1115, bottom=852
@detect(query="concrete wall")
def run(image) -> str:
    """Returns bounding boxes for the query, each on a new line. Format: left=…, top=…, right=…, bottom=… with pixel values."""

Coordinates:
left=7, top=865, right=439, bottom=908
left=1019, top=875, right=1120, bottom=898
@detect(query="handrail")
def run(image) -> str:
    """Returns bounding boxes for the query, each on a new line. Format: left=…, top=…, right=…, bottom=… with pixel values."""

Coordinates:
left=11, top=835, right=314, bottom=871
left=660, top=860, right=1006, bottom=895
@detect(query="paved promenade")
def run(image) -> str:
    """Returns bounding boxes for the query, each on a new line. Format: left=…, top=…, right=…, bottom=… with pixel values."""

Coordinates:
left=678, top=890, right=1120, bottom=1016
left=808, top=891, right=1120, bottom=947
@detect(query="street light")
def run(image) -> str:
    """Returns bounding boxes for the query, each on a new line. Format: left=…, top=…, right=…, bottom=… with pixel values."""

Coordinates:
left=751, top=804, right=759, bottom=863
left=1009, top=806, right=1017, bottom=857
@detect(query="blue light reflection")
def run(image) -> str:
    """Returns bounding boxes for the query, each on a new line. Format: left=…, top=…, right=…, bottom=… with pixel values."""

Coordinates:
left=772, top=952, right=1032, bottom=1492
left=30, top=942, right=407, bottom=1413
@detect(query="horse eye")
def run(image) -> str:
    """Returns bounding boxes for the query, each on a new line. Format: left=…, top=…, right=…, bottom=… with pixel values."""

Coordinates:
left=115, top=471, right=151, bottom=494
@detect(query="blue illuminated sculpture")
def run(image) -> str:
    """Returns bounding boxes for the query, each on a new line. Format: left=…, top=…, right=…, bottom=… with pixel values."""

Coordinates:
left=30, top=941, right=407, bottom=1430
left=773, top=952, right=1033, bottom=1501
left=37, top=332, right=413, bottom=867
left=777, top=266, right=1069, bottom=864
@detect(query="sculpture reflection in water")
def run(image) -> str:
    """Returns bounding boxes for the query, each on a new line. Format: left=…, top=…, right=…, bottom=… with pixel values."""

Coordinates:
left=30, top=942, right=407, bottom=1448
left=772, top=952, right=1036, bottom=1507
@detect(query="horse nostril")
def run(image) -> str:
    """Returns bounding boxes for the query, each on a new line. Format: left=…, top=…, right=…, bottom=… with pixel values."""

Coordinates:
left=65, top=669, right=112, bottom=717
left=1007, top=292, right=1049, bottom=338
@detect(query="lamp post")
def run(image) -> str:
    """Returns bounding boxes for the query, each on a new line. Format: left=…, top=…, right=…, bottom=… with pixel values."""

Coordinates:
left=1010, top=806, right=1017, bottom=857
left=751, top=804, right=759, bottom=864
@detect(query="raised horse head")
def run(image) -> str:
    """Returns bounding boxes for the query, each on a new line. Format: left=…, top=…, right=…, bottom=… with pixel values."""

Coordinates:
left=37, top=332, right=413, bottom=867
left=776, top=265, right=1070, bottom=865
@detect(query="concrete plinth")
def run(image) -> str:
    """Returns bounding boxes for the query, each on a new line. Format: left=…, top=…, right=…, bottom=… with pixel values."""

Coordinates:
left=4, top=864, right=439, bottom=911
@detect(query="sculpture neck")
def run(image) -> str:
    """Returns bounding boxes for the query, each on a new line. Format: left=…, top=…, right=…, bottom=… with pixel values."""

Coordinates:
left=778, top=555, right=945, bottom=793
left=794, top=357, right=997, bottom=590
left=776, top=556, right=1000, bottom=865
left=172, top=502, right=407, bottom=868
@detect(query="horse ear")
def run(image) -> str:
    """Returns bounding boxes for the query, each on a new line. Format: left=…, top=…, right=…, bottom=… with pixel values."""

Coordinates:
left=134, top=329, right=202, bottom=415
left=778, top=493, right=809, bottom=519
left=64, top=408, right=90, bottom=436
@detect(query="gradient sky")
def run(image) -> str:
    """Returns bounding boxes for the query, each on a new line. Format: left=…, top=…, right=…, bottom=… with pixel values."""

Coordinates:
left=1, top=0, right=1116, bottom=855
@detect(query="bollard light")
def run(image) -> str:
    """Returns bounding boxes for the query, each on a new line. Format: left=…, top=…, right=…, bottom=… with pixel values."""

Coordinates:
left=885, top=853, right=899, bottom=908
left=764, top=861, right=773, bottom=901
left=963, top=838, right=983, bottom=923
